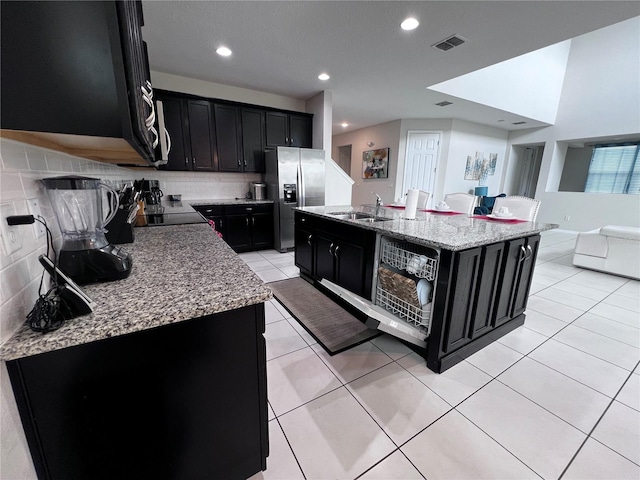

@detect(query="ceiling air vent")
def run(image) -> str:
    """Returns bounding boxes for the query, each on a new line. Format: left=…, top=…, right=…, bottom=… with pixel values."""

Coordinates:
left=512, top=121, right=527, bottom=125
left=432, top=34, right=467, bottom=52
left=435, top=101, right=453, bottom=107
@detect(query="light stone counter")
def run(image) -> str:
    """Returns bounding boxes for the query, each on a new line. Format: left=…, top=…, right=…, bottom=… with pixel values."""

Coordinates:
left=0, top=224, right=272, bottom=361
left=297, top=205, right=558, bottom=251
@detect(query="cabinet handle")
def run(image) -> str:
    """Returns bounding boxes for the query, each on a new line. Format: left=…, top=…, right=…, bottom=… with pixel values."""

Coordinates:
left=246, top=207, right=253, bottom=212
left=246, top=217, right=249, bottom=226
left=244, top=159, right=247, bottom=167
left=301, top=217, right=306, bottom=223
left=193, top=157, right=196, bottom=167
left=252, top=217, right=255, bottom=226
left=238, top=159, right=241, bottom=166
left=526, top=244, right=532, bottom=260
left=519, top=245, right=526, bottom=263
left=205, top=209, right=213, bottom=213
left=334, top=245, right=340, bottom=257
left=329, top=242, right=335, bottom=255
left=307, top=234, right=313, bottom=246
left=164, top=128, right=172, bottom=154
left=185, top=157, right=189, bottom=168
left=219, top=219, right=223, bottom=228
left=290, top=137, right=294, bottom=145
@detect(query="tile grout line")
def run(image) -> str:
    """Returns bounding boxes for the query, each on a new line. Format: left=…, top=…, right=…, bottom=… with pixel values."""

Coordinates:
left=558, top=360, right=640, bottom=478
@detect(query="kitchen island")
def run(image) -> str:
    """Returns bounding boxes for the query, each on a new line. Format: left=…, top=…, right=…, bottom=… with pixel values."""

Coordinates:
left=0, top=224, right=272, bottom=480
left=294, top=205, right=558, bottom=373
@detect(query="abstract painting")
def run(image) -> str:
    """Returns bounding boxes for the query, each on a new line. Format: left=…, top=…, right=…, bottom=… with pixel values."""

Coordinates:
left=362, top=148, right=390, bottom=179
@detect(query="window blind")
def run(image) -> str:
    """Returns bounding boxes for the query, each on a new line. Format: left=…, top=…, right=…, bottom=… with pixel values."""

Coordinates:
left=584, top=144, right=640, bottom=194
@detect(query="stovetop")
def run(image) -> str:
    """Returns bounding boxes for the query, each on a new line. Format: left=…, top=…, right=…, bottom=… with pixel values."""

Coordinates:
left=143, top=202, right=206, bottom=226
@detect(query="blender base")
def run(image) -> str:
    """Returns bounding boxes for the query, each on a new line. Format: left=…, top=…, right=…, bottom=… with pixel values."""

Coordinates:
left=58, top=245, right=133, bottom=285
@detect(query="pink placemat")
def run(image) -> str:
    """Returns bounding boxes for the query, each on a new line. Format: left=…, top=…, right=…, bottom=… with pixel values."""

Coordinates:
left=472, top=215, right=529, bottom=224
left=424, top=209, right=464, bottom=215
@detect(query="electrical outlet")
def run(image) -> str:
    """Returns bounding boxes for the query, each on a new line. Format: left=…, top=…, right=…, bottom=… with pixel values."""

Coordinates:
left=28, top=198, right=46, bottom=238
left=564, top=215, right=571, bottom=221
left=0, top=203, right=23, bottom=255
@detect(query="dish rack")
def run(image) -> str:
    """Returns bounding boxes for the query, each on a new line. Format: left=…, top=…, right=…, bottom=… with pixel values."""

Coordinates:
left=376, top=266, right=431, bottom=330
left=381, top=241, right=437, bottom=281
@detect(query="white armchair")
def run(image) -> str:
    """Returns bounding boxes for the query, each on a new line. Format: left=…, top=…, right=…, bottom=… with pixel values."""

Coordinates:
left=573, top=225, right=640, bottom=279
left=444, top=193, right=476, bottom=215
left=493, top=196, right=541, bottom=221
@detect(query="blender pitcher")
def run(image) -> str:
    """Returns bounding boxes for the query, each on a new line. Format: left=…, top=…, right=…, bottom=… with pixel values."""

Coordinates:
left=42, top=176, right=133, bottom=284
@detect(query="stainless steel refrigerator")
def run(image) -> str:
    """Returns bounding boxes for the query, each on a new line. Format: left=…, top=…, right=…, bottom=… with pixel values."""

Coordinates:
left=265, top=147, right=325, bottom=252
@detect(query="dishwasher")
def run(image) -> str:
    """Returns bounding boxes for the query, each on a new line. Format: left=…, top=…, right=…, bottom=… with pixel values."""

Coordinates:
left=319, top=235, right=439, bottom=348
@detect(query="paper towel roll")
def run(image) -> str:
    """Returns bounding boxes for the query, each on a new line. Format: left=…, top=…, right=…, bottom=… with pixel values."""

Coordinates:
left=405, top=189, right=419, bottom=219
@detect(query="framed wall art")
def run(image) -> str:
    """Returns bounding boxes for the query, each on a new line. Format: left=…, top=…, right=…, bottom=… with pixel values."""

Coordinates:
left=362, top=148, right=389, bottom=179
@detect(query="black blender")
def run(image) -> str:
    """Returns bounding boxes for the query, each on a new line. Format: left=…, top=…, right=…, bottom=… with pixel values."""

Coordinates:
left=42, top=176, right=133, bottom=284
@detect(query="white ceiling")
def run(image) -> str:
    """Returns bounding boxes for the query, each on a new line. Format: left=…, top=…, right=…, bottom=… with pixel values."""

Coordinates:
left=141, top=1, right=639, bottom=135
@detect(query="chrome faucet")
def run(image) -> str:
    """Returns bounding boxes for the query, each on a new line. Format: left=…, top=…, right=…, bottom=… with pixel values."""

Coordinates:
left=371, top=192, right=383, bottom=217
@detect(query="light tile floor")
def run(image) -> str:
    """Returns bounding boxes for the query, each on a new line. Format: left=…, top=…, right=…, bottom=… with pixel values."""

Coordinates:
left=244, top=231, right=640, bottom=480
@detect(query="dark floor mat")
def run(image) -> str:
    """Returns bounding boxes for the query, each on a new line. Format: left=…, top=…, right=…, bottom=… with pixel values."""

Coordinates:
left=268, top=278, right=380, bottom=355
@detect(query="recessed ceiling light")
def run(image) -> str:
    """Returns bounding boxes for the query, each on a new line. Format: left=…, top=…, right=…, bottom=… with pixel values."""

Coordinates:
left=401, top=17, right=419, bottom=31
left=216, top=46, right=232, bottom=57
left=341, top=123, right=349, bottom=128
left=318, top=73, right=330, bottom=81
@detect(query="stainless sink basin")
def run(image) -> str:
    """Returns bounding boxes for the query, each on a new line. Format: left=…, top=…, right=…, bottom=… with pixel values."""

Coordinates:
left=327, top=212, right=373, bottom=220
left=327, top=211, right=393, bottom=222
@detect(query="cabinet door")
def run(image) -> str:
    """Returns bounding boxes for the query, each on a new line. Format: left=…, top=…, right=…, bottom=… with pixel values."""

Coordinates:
left=241, top=108, right=266, bottom=173
left=493, top=238, right=526, bottom=328
left=469, top=243, right=504, bottom=339
left=442, top=248, right=482, bottom=354
left=251, top=212, right=273, bottom=250
left=224, top=214, right=252, bottom=251
left=215, top=104, right=242, bottom=172
left=187, top=100, right=216, bottom=171
left=289, top=114, right=312, bottom=148
left=294, top=227, right=314, bottom=275
left=334, top=241, right=366, bottom=296
left=265, top=111, right=288, bottom=147
left=512, top=235, right=540, bottom=317
left=314, top=232, right=335, bottom=282
left=158, top=96, right=190, bottom=171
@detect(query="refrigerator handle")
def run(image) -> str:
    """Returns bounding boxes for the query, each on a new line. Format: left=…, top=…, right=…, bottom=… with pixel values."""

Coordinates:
left=298, top=162, right=305, bottom=207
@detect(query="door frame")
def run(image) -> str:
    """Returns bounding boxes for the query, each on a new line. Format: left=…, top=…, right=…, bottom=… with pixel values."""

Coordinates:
left=399, top=130, right=443, bottom=207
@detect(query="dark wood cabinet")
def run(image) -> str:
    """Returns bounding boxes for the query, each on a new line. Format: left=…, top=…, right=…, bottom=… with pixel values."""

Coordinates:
left=294, top=212, right=376, bottom=298
left=266, top=111, right=313, bottom=148
left=0, top=0, right=158, bottom=166
left=158, top=96, right=217, bottom=172
left=241, top=108, right=266, bottom=173
left=158, top=94, right=190, bottom=171
left=194, top=204, right=273, bottom=252
left=187, top=100, right=217, bottom=171
left=7, top=304, right=269, bottom=480
left=428, top=235, right=539, bottom=373
left=215, top=104, right=243, bottom=172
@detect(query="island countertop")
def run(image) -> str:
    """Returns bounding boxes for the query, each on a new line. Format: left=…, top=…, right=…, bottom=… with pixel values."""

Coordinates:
left=0, top=224, right=272, bottom=361
left=296, top=205, right=558, bottom=251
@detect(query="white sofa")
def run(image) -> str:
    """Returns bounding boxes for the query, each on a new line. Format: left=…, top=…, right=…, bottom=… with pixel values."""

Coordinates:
left=573, top=225, right=640, bottom=280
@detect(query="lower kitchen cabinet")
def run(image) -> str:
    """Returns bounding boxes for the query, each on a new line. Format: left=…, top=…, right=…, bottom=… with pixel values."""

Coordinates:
left=294, top=212, right=376, bottom=298
left=194, top=204, right=273, bottom=253
left=6, top=304, right=268, bottom=480
left=427, top=234, right=540, bottom=372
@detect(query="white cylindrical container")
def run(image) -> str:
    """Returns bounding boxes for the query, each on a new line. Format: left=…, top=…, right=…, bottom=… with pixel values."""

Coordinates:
left=405, top=189, right=419, bottom=219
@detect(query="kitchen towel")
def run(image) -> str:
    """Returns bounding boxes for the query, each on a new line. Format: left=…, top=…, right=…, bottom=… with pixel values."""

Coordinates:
left=405, top=189, right=420, bottom=219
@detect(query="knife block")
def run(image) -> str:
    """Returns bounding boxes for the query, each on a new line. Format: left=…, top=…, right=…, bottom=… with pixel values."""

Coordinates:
left=105, top=209, right=135, bottom=244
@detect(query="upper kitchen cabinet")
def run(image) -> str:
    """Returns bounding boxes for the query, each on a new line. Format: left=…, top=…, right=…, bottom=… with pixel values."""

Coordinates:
left=156, top=93, right=216, bottom=172
left=0, top=1, right=161, bottom=167
left=265, top=112, right=312, bottom=148
left=214, top=104, right=242, bottom=173
left=241, top=108, right=266, bottom=173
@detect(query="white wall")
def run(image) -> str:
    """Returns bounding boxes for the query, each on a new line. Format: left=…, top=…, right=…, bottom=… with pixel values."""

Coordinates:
left=429, top=41, right=571, bottom=124
left=305, top=90, right=332, bottom=154
left=332, top=120, right=401, bottom=207
left=151, top=71, right=306, bottom=112
left=0, top=139, right=262, bottom=478
left=443, top=120, right=509, bottom=202
left=504, top=17, right=640, bottom=231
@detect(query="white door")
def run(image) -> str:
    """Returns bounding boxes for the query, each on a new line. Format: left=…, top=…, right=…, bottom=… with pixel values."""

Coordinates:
left=402, top=132, right=441, bottom=207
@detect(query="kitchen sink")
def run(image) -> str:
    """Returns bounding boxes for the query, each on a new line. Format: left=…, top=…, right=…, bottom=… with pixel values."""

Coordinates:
left=327, top=212, right=393, bottom=222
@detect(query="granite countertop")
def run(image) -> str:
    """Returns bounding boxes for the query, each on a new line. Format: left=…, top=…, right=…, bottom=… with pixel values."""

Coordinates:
left=0, top=224, right=272, bottom=361
left=297, top=205, right=558, bottom=251
left=190, top=198, right=274, bottom=206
